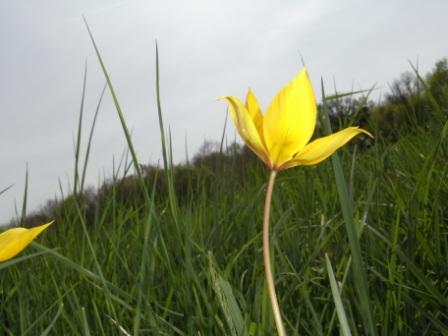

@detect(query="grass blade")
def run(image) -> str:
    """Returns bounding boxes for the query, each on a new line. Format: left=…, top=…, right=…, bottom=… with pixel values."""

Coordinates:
left=80, top=82, right=107, bottom=193
left=40, top=304, right=64, bottom=336
left=0, top=184, right=13, bottom=197
left=20, top=164, right=29, bottom=225
left=325, top=254, right=352, bottom=336
left=320, top=78, right=376, bottom=335
left=74, top=61, right=88, bottom=195
left=209, top=253, right=246, bottom=336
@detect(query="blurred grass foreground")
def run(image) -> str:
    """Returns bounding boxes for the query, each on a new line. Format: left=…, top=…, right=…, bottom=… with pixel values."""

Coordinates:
left=1, top=45, right=448, bottom=334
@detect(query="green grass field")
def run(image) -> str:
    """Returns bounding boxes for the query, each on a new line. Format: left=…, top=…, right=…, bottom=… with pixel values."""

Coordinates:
left=1, top=42, right=447, bottom=335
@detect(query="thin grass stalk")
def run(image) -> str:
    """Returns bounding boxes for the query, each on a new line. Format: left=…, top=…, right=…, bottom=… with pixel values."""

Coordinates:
left=74, top=62, right=87, bottom=195
left=0, top=184, right=13, bottom=197
left=133, top=170, right=160, bottom=335
left=184, top=134, right=190, bottom=164
left=0, top=251, right=48, bottom=270
left=325, top=254, right=352, bottom=336
left=83, top=18, right=145, bottom=186
left=20, top=164, right=28, bottom=225
left=81, top=307, right=91, bottom=336
left=80, top=82, right=107, bottom=193
left=22, top=283, right=74, bottom=336
left=219, top=108, right=229, bottom=154
left=155, top=43, right=180, bottom=224
left=40, top=304, right=64, bottom=336
left=92, top=302, right=107, bottom=336
left=72, top=200, right=119, bottom=322
left=154, top=42, right=169, bottom=171
left=18, top=280, right=27, bottom=334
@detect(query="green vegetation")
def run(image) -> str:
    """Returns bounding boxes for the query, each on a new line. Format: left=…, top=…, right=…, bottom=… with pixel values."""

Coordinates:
left=1, top=55, right=447, bottom=335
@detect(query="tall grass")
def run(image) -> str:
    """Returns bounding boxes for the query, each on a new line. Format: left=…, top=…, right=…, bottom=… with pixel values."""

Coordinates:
left=0, top=42, right=447, bottom=334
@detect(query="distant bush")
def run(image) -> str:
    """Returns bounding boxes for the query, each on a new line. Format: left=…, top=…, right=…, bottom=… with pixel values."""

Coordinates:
left=369, top=58, right=448, bottom=139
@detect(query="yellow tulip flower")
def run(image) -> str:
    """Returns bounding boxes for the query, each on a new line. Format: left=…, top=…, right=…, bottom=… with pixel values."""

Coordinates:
left=222, top=68, right=371, bottom=171
left=222, top=68, right=371, bottom=336
left=0, top=221, right=53, bottom=262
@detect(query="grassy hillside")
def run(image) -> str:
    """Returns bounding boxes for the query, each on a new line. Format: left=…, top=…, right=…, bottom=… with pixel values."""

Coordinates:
left=1, top=57, right=447, bottom=335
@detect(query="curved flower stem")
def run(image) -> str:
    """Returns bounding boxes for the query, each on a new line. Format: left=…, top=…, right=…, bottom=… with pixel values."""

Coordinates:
left=263, top=170, right=286, bottom=336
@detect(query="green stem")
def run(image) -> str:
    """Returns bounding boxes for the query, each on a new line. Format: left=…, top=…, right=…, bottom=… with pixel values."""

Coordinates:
left=263, top=170, right=286, bottom=336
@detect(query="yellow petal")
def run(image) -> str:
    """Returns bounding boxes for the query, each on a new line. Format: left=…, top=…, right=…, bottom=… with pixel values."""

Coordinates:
left=281, top=127, right=372, bottom=169
left=245, top=89, right=264, bottom=136
left=0, top=221, right=53, bottom=262
left=222, top=96, right=270, bottom=165
left=263, top=68, right=317, bottom=167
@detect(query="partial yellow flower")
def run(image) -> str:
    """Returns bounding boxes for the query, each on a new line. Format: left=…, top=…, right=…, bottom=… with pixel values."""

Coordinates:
left=222, top=68, right=371, bottom=171
left=0, top=221, right=53, bottom=262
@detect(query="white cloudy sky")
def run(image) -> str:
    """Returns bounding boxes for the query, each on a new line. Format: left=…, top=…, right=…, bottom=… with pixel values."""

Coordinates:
left=1, top=0, right=447, bottom=224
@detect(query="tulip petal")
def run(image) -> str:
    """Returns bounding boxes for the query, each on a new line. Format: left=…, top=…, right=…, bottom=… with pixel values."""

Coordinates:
left=245, top=89, right=264, bottom=136
left=223, top=96, right=269, bottom=164
left=281, top=127, right=372, bottom=169
left=263, top=68, right=317, bottom=167
left=0, top=221, right=53, bottom=262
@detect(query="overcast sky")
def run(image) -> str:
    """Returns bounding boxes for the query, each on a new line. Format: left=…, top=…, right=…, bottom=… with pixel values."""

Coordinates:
left=1, top=0, right=447, bottom=224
